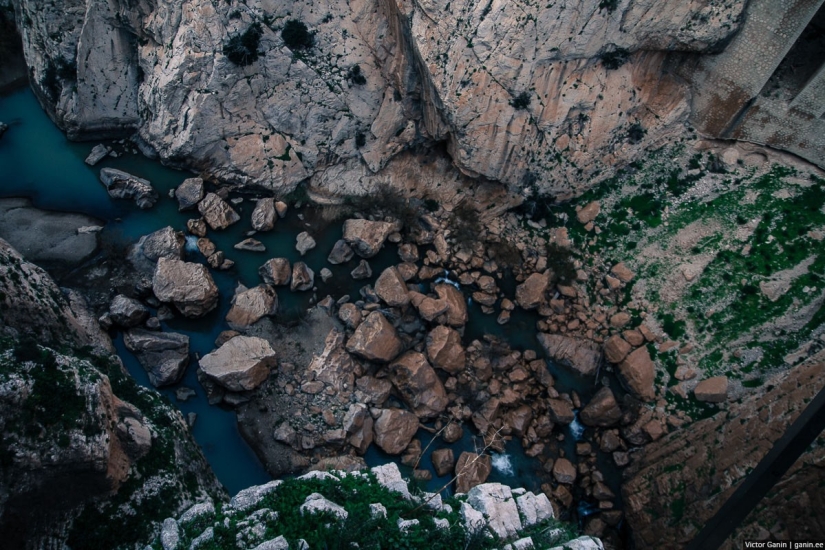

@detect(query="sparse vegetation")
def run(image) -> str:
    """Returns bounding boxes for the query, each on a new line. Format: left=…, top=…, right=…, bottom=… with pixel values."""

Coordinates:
left=510, top=91, right=531, bottom=110
left=224, top=23, right=263, bottom=66
left=281, top=19, right=314, bottom=51
left=600, top=48, right=630, bottom=70
left=347, top=64, right=367, bottom=86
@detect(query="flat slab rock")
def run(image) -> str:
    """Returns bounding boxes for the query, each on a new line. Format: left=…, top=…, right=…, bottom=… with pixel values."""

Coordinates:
left=537, top=333, right=601, bottom=376
left=198, top=335, right=277, bottom=392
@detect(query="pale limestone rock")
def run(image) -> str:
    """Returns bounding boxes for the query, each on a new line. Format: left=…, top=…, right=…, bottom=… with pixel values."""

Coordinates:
left=109, top=295, right=149, bottom=328
left=140, top=226, right=185, bottom=262
left=259, top=258, right=291, bottom=286
left=251, top=198, right=277, bottom=231
left=295, top=232, right=316, bottom=256
left=99, top=168, right=157, bottom=209
left=198, top=336, right=277, bottom=392
left=175, top=177, right=204, bottom=211
left=300, top=493, right=348, bottom=521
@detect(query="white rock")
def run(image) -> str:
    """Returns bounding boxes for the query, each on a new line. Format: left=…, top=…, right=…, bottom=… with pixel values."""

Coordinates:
left=252, top=536, right=289, bottom=550
left=516, top=491, right=554, bottom=527
left=300, top=493, right=348, bottom=521
left=371, top=463, right=412, bottom=500
left=227, top=480, right=283, bottom=513
left=466, top=483, right=523, bottom=540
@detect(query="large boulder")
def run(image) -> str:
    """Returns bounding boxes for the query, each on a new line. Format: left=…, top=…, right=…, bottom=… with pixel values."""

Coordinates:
left=603, top=335, right=632, bottom=364
left=431, top=448, right=455, bottom=477
left=226, top=285, right=279, bottom=330
left=251, top=198, right=277, bottom=231
left=434, top=284, right=468, bottom=327
left=426, top=325, right=466, bottom=374
left=515, top=272, right=550, bottom=310
left=694, top=376, right=728, bottom=403
left=99, top=168, right=158, bottom=209
left=198, top=336, right=277, bottom=392
left=259, top=258, right=291, bottom=286
left=580, top=387, right=622, bottom=427
left=467, top=483, right=523, bottom=540
left=455, top=452, right=492, bottom=494
left=123, top=328, right=189, bottom=387
left=552, top=458, right=577, bottom=484
left=538, top=333, right=601, bottom=376
left=327, top=239, right=354, bottom=264
left=108, top=294, right=149, bottom=328
left=290, top=262, right=314, bottom=291
left=174, top=177, right=204, bottom=211
left=388, top=351, right=448, bottom=420
left=152, top=257, right=219, bottom=318
left=342, top=219, right=396, bottom=258
left=618, top=347, right=656, bottom=402
left=345, top=311, right=402, bottom=363
left=547, top=398, right=575, bottom=425
left=139, top=226, right=185, bottom=262
left=373, top=408, right=419, bottom=455
left=374, top=267, right=410, bottom=307
left=295, top=232, right=316, bottom=256
left=198, top=192, right=240, bottom=230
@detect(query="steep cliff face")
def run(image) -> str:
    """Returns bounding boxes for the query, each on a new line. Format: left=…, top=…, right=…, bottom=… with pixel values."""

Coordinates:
left=10, top=0, right=745, bottom=196
left=0, top=238, right=226, bottom=549
left=622, top=352, right=825, bottom=548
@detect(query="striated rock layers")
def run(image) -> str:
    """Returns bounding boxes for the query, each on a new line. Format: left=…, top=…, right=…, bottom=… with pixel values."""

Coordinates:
left=10, top=0, right=745, bottom=197
left=623, top=353, right=825, bottom=548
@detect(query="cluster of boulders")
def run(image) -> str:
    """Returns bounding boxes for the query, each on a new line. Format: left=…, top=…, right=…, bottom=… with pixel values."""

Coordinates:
left=153, top=463, right=603, bottom=550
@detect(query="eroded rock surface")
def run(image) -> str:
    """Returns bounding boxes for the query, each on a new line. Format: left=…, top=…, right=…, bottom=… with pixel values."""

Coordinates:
left=199, top=336, right=277, bottom=392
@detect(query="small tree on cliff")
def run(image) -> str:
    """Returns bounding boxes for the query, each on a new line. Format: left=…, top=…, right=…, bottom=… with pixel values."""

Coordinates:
left=224, top=23, right=263, bottom=66
left=281, top=19, right=314, bottom=50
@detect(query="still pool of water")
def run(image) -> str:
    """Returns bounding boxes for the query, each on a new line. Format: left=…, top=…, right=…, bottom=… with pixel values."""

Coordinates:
left=1, top=85, right=618, bottom=502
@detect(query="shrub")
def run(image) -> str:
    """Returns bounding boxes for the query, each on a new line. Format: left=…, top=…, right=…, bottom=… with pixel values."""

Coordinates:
left=355, top=131, right=366, bottom=148
left=347, top=64, right=366, bottom=85
left=281, top=19, right=314, bottom=50
left=450, top=202, right=482, bottom=248
left=599, top=0, right=619, bottom=12
left=510, top=91, right=531, bottom=110
left=600, top=47, right=629, bottom=70
left=546, top=243, right=577, bottom=284
left=224, top=23, right=262, bottom=66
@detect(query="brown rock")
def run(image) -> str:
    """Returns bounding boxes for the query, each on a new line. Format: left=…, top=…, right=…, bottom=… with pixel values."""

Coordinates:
left=548, top=398, right=575, bottom=424
left=398, top=243, right=419, bottom=263
left=537, top=333, right=601, bottom=376
left=186, top=218, right=207, bottom=237
left=354, top=376, right=392, bottom=406
left=552, top=458, right=577, bottom=484
left=346, top=311, right=403, bottom=362
left=374, top=267, right=410, bottom=307
left=414, top=294, right=449, bottom=321
left=426, top=325, right=466, bottom=374
left=225, top=284, right=279, bottom=329
left=694, top=376, right=728, bottom=403
left=328, top=239, right=354, bottom=264
left=373, top=408, right=419, bottom=455
left=580, top=387, right=622, bottom=427
left=431, top=448, right=455, bottom=477
left=351, top=259, right=372, bottom=280
left=604, top=335, right=632, bottom=364
left=198, top=192, right=240, bottom=230
left=338, top=303, right=362, bottom=329
left=515, top=272, right=550, bottom=310
left=434, top=284, right=468, bottom=327
left=618, top=347, right=656, bottom=402
left=388, top=351, right=448, bottom=420
left=609, top=312, right=631, bottom=328
left=259, top=258, right=291, bottom=286
left=642, top=419, right=665, bottom=441
left=577, top=201, right=600, bottom=224
left=342, top=219, right=396, bottom=258
left=504, top=405, right=533, bottom=437
left=623, top=329, right=645, bottom=347
left=442, top=422, right=463, bottom=443
left=455, top=452, right=492, bottom=493
left=152, top=258, right=219, bottom=318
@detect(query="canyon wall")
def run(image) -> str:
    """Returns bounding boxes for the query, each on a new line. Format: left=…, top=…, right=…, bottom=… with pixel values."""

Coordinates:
left=9, top=0, right=746, bottom=197
left=622, top=352, right=825, bottom=548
